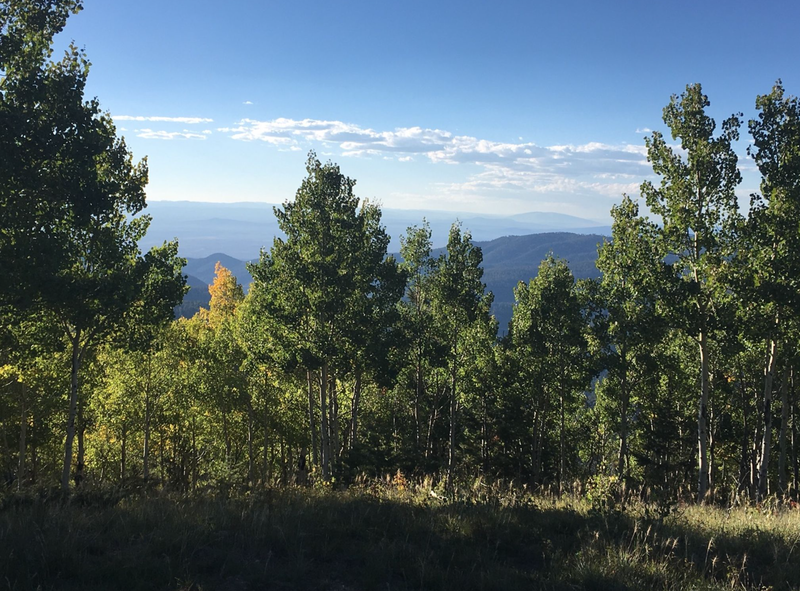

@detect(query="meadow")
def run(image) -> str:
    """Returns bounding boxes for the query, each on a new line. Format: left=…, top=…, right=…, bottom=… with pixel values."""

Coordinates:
left=1, top=479, right=798, bottom=591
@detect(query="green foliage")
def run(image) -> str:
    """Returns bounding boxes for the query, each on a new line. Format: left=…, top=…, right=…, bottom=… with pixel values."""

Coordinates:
left=3, top=8, right=800, bottom=554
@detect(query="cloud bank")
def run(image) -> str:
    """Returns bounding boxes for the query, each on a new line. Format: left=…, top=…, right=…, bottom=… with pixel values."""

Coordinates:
left=221, top=117, right=650, bottom=200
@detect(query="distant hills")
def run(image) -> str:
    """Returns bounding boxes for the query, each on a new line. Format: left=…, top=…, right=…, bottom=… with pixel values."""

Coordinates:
left=141, top=201, right=611, bottom=259
left=178, top=232, right=607, bottom=332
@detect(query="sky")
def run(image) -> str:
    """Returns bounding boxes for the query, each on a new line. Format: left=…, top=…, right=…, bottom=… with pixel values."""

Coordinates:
left=54, top=0, right=800, bottom=222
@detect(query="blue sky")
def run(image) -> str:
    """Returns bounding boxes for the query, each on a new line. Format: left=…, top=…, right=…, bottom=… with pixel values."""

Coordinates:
left=56, top=0, right=800, bottom=221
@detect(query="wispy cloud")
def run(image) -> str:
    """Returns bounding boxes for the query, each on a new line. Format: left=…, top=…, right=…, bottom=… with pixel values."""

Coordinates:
left=243, top=101, right=254, bottom=105
left=135, top=129, right=209, bottom=140
left=116, top=115, right=214, bottom=124
left=635, top=127, right=652, bottom=133
left=222, top=117, right=651, bottom=202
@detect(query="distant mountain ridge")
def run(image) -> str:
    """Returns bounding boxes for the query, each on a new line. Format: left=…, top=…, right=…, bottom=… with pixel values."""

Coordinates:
left=142, top=200, right=610, bottom=259
left=179, top=232, right=607, bottom=331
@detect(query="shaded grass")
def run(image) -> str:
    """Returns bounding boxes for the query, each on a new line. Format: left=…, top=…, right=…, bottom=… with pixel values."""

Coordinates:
left=0, top=484, right=798, bottom=590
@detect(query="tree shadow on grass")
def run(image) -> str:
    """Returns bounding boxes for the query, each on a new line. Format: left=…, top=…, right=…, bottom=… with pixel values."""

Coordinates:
left=0, top=490, right=796, bottom=590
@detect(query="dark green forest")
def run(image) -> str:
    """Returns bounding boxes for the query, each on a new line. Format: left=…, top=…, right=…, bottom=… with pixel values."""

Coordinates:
left=3, top=2, right=800, bottom=510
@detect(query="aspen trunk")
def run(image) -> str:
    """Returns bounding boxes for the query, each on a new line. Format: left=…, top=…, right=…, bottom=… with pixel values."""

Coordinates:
left=559, top=387, right=565, bottom=496
left=143, top=393, right=151, bottom=481
left=618, top=358, right=629, bottom=479
left=414, top=358, right=422, bottom=451
left=307, top=370, right=318, bottom=467
left=17, top=384, right=26, bottom=491
left=778, top=367, right=791, bottom=496
left=61, top=331, right=82, bottom=492
left=320, top=365, right=331, bottom=480
left=263, top=400, right=270, bottom=484
left=757, top=338, right=779, bottom=500
left=121, top=424, right=127, bottom=481
left=792, top=399, right=798, bottom=500
left=697, top=330, right=711, bottom=502
left=349, top=369, right=362, bottom=451
left=330, top=374, right=339, bottom=464
left=247, top=403, right=255, bottom=485
left=222, top=409, right=231, bottom=477
left=447, top=347, right=457, bottom=491
left=76, top=401, right=85, bottom=488
left=191, top=416, right=198, bottom=491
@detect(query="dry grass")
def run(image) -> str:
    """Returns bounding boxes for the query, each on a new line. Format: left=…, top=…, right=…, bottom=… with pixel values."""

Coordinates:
left=0, top=480, right=798, bottom=590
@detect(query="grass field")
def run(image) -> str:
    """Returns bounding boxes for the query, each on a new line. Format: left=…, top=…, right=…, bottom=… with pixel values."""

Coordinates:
left=1, top=479, right=798, bottom=590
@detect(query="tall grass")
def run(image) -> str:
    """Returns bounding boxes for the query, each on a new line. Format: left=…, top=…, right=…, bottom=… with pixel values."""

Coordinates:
left=0, top=479, right=798, bottom=590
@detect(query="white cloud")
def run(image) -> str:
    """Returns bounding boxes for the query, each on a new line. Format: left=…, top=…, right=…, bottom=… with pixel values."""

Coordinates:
left=243, top=101, right=254, bottom=105
left=223, top=116, right=654, bottom=212
left=136, top=129, right=208, bottom=140
left=635, top=127, right=652, bottom=133
left=116, top=115, right=213, bottom=124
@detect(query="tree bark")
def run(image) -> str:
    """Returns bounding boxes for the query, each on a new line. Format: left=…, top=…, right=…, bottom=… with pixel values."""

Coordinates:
left=330, top=373, right=339, bottom=465
left=264, top=393, right=272, bottom=484
left=447, top=342, right=457, bottom=492
left=61, top=331, right=83, bottom=492
left=778, top=366, right=791, bottom=496
left=121, top=423, right=127, bottom=481
left=349, top=368, right=362, bottom=451
left=737, top=369, right=751, bottom=496
left=307, top=370, right=318, bottom=467
left=222, top=408, right=231, bottom=478
left=697, top=330, right=711, bottom=502
left=17, top=383, right=26, bottom=491
left=247, top=401, right=255, bottom=486
left=76, top=400, right=86, bottom=488
left=143, top=392, right=151, bottom=481
left=320, top=365, right=331, bottom=480
left=618, top=353, right=629, bottom=480
left=757, top=337, right=779, bottom=500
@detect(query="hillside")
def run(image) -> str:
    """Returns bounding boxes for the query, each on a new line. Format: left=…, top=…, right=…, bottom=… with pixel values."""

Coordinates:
left=178, top=232, right=606, bottom=329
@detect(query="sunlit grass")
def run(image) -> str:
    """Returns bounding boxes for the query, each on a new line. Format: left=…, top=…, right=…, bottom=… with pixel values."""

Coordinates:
left=0, top=480, right=798, bottom=590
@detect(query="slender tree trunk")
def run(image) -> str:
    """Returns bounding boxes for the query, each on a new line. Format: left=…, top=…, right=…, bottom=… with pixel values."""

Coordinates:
left=159, top=429, right=165, bottom=484
left=559, top=384, right=565, bottom=497
left=414, top=356, right=422, bottom=451
left=17, top=383, right=26, bottom=491
left=447, top=343, right=457, bottom=491
left=778, top=366, right=791, bottom=496
left=757, top=338, right=779, bottom=500
left=121, top=423, right=127, bottom=481
left=481, top=390, right=488, bottom=472
left=330, top=373, right=339, bottom=465
left=76, top=400, right=86, bottom=488
left=222, top=408, right=231, bottom=478
left=247, top=402, right=255, bottom=486
left=31, top=412, right=38, bottom=485
left=320, top=365, right=331, bottom=480
left=349, top=368, right=362, bottom=451
left=191, top=416, right=198, bottom=491
left=618, top=362, right=629, bottom=479
left=62, top=331, right=83, bottom=492
left=143, top=392, right=151, bottom=481
left=263, top=399, right=270, bottom=484
left=307, top=370, right=318, bottom=467
left=697, top=330, right=711, bottom=502
left=426, top=405, right=437, bottom=459
left=792, top=397, right=798, bottom=500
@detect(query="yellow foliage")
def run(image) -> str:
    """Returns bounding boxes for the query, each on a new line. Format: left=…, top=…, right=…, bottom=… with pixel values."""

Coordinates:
left=198, top=262, right=244, bottom=327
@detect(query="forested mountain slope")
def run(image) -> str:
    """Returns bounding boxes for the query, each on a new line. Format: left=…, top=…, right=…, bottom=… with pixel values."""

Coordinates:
left=179, top=232, right=606, bottom=329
